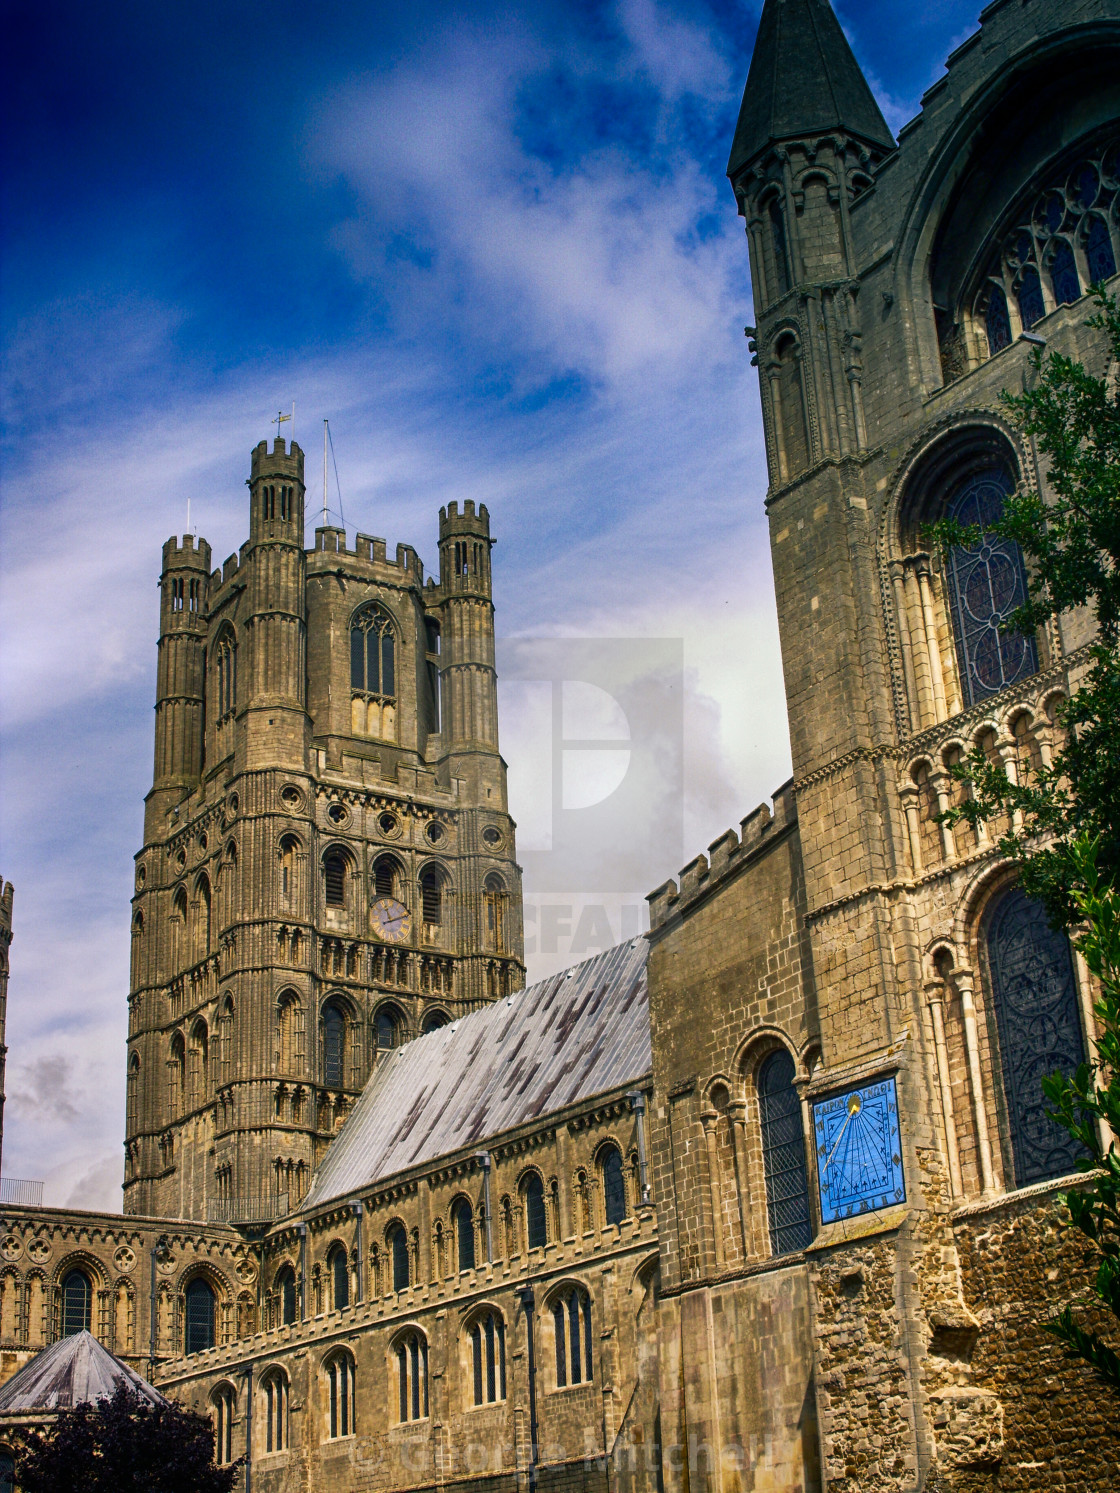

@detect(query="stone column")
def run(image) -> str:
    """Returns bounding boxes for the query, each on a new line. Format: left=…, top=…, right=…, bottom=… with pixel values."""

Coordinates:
left=926, top=982, right=963, bottom=1198
left=915, top=559, right=948, bottom=720
left=954, top=969, right=996, bottom=1194
left=699, top=1110, right=725, bottom=1271
left=726, top=1101, right=751, bottom=1257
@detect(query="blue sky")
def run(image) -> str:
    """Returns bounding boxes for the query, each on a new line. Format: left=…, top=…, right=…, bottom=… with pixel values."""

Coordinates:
left=1, top=0, right=984, bottom=1209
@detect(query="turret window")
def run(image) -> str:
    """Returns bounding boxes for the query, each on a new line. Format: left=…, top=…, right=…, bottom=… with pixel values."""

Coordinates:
left=349, top=604, right=396, bottom=741
left=171, top=577, right=184, bottom=611
left=215, top=630, right=237, bottom=722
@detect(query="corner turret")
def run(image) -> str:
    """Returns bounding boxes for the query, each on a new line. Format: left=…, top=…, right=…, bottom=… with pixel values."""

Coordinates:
left=248, top=437, right=305, bottom=546
left=438, top=500, right=492, bottom=599
left=150, top=533, right=212, bottom=817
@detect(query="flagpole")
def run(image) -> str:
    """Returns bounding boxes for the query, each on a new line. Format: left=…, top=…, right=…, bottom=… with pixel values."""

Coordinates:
left=323, top=420, right=329, bottom=528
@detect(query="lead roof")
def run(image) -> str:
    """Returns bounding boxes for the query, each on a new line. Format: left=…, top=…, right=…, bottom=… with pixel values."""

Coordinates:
left=302, top=938, right=650, bottom=1211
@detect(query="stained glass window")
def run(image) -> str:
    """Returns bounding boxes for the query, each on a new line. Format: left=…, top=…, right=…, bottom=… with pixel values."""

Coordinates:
left=185, top=1278, right=216, bottom=1355
left=758, top=1050, right=812, bottom=1256
left=944, top=467, right=1038, bottom=706
left=1016, top=265, right=1045, bottom=329
left=985, top=285, right=1012, bottom=356
left=986, top=887, right=1085, bottom=1187
left=1048, top=239, right=1080, bottom=305
left=1086, top=215, right=1117, bottom=284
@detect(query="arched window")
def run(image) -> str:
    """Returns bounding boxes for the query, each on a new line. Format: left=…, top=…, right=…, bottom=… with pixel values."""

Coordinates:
left=600, top=1145, right=627, bottom=1227
left=217, top=998, right=234, bottom=1084
left=395, top=1331, right=429, bottom=1422
left=388, top=1223, right=409, bottom=1292
left=1085, top=213, right=1117, bottom=283
left=551, top=1285, right=593, bottom=1388
left=196, top=876, right=212, bottom=960
left=184, top=1277, right=216, bottom=1354
left=189, top=1020, right=208, bottom=1108
left=469, top=1311, right=506, bottom=1405
left=484, top=874, right=507, bottom=951
left=322, top=1004, right=346, bottom=1088
left=276, top=1265, right=297, bottom=1327
left=1047, top=238, right=1080, bottom=306
left=60, top=1270, right=92, bottom=1336
left=215, top=629, right=237, bottom=721
left=325, top=1351, right=356, bottom=1438
left=329, top=1244, right=350, bottom=1311
left=453, top=1199, right=475, bottom=1272
left=212, top=1384, right=236, bottom=1465
left=421, top=1009, right=449, bottom=1034
left=375, top=1004, right=402, bottom=1052
left=372, top=855, right=400, bottom=899
left=1016, top=262, right=1045, bottom=330
left=0, top=1450, right=14, bottom=1493
left=767, top=194, right=789, bottom=298
left=279, top=836, right=298, bottom=902
left=943, top=466, right=1038, bottom=707
left=171, top=885, right=188, bottom=970
left=758, top=1050, right=812, bottom=1256
left=323, top=852, right=347, bottom=910
left=261, top=1369, right=288, bottom=1453
left=984, top=886, right=1086, bottom=1188
left=523, top=1173, right=547, bottom=1250
left=983, top=284, right=1012, bottom=356
left=350, top=604, right=396, bottom=740
left=419, top=867, right=444, bottom=928
left=277, top=991, right=303, bottom=1074
left=126, top=1052, right=141, bottom=1134
left=168, top=1033, right=185, bottom=1119
left=773, top=333, right=809, bottom=477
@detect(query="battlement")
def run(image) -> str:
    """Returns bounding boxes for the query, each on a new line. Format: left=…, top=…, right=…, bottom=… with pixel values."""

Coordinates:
left=249, top=437, right=304, bottom=482
left=161, top=534, right=213, bottom=571
left=311, top=528, right=424, bottom=581
left=646, top=778, right=797, bottom=931
left=439, top=499, right=491, bottom=537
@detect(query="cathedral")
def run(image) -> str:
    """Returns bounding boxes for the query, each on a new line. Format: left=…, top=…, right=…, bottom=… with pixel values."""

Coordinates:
left=0, top=0, right=1117, bottom=1488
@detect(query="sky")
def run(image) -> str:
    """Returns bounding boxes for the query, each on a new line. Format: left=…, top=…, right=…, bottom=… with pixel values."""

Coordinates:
left=1, top=0, right=986, bottom=1211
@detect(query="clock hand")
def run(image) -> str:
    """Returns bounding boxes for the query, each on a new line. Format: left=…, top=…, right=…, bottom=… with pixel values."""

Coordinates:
left=820, top=1109, right=854, bottom=1178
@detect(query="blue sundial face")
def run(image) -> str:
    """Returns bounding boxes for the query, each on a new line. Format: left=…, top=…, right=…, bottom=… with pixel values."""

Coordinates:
left=812, top=1077, right=905, bottom=1225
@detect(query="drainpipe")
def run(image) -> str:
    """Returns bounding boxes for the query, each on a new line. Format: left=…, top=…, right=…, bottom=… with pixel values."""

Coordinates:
left=353, top=1201, right=364, bottom=1303
left=297, top=1223, right=308, bottom=1321
left=243, top=1361, right=253, bottom=1493
left=517, top=1286, right=539, bottom=1493
left=148, top=1236, right=169, bottom=1382
left=626, top=1091, right=652, bottom=1206
left=475, top=1151, right=493, bottom=1262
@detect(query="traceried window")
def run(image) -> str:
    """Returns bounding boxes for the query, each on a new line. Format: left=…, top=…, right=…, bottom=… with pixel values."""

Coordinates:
left=350, top=604, right=396, bottom=740
left=184, top=1277, right=216, bottom=1354
left=60, top=1270, right=92, bottom=1336
left=551, top=1285, right=593, bottom=1388
left=396, top=1331, right=429, bottom=1422
left=469, top=1311, right=506, bottom=1406
left=972, top=135, right=1120, bottom=360
left=523, top=1173, right=547, bottom=1250
left=600, top=1144, right=627, bottom=1227
left=943, top=466, right=1038, bottom=706
left=325, top=1351, right=356, bottom=1438
left=984, top=885, right=1086, bottom=1187
left=757, top=1049, right=812, bottom=1256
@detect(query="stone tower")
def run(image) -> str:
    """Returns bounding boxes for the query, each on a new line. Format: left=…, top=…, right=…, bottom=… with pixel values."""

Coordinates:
left=125, top=439, right=524, bottom=1223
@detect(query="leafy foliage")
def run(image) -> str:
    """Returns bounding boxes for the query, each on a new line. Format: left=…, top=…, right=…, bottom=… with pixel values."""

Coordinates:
left=15, top=1383, right=240, bottom=1493
left=926, top=289, right=1120, bottom=1392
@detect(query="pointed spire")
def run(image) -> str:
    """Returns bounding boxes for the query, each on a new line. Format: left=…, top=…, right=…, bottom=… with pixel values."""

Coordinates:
left=728, top=0, right=894, bottom=179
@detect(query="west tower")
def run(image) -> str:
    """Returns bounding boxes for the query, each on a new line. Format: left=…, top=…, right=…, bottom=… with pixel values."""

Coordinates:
left=126, top=440, right=524, bottom=1224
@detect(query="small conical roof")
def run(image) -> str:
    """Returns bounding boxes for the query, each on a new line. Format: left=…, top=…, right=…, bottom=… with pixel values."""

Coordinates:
left=0, top=1332, right=167, bottom=1415
left=728, top=0, right=894, bottom=178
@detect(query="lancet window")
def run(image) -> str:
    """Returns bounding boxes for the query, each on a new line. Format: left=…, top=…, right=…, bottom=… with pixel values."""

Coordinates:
left=349, top=604, right=397, bottom=740
left=757, top=1049, right=812, bottom=1256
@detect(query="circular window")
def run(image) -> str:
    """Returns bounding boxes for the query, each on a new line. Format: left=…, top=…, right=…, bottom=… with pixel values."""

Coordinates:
left=226, top=792, right=239, bottom=818
left=280, top=785, right=302, bottom=811
left=378, top=812, right=398, bottom=837
left=136, top=864, right=146, bottom=889
left=425, top=821, right=444, bottom=845
left=176, top=848, right=187, bottom=870
left=327, top=802, right=349, bottom=827
left=482, top=826, right=502, bottom=849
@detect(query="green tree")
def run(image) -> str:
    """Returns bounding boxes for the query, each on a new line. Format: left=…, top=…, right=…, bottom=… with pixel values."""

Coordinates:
left=927, top=289, right=1120, bottom=1391
left=15, top=1383, right=241, bottom=1493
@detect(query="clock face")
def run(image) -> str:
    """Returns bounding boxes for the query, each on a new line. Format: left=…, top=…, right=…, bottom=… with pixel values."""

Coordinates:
left=370, top=896, right=412, bottom=945
left=812, top=1077, right=905, bottom=1225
